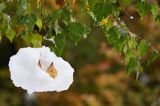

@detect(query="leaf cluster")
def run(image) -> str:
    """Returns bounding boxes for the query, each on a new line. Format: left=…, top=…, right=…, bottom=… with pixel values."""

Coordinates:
left=0, top=0, right=159, bottom=77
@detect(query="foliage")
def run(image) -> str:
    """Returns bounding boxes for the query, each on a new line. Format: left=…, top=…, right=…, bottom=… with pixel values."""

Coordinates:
left=0, top=0, right=159, bottom=77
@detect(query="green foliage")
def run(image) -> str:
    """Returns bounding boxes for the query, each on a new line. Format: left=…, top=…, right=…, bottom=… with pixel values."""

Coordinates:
left=93, top=2, right=113, bottom=21
left=138, top=40, right=149, bottom=56
left=105, top=26, right=119, bottom=45
left=5, top=29, right=16, bottom=42
left=16, top=0, right=27, bottom=16
left=136, top=1, right=151, bottom=18
left=93, top=2, right=120, bottom=21
left=126, top=57, right=143, bottom=75
left=151, top=4, right=159, bottom=19
left=36, top=18, right=42, bottom=30
left=17, top=13, right=37, bottom=32
left=148, top=49, right=159, bottom=64
left=105, top=26, right=128, bottom=52
left=0, top=0, right=159, bottom=78
left=22, top=33, right=42, bottom=47
left=53, top=34, right=66, bottom=56
left=67, top=22, right=90, bottom=45
left=128, top=36, right=137, bottom=49
left=124, top=49, right=135, bottom=64
left=119, top=0, right=132, bottom=7
left=0, top=3, right=6, bottom=12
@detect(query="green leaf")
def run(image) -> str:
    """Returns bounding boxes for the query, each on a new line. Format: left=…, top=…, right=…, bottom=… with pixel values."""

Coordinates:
left=16, top=0, right=27, bottom=16
left=93, top=2, right=112, bottom=21
left=116, top=36, right=128, bottom=52
left=119, top=0, right=132, bottom=7
left=0, top=3, right=6, bottom=12
left=36, top=18, right=42, bottom=30
left=48, top=8, right=70, bottom=25
left=136, top=1, right=151, bottom=18
left=87, top=0, right=116, bottom=11
left=105, top=26, right=128, bottom=52
left=148, top=49, right=159, bottom=64
left=105, top=27, right=119, bottom=45
left=22, top=33, right=42, bottom=47
left=107, top=0, right=117, bottom=3
left=124, top=49, right=135, bottom=64
left=5, top=30, right=16, bottom=42
left=60, top=8, right=70, bottom=21
left=128, top=36, right=137, bottom=49
left=54, top=34, right=66, bottom=56
left=138, top=40, right=149, bottom=56
left=67, top=22, right=90, bottom=45
left=151, top=4, right=159, bottom=19
left=112, top=3, right=120, bottom=17
left=17, top=13, right=37, bottom=32
left=126, top=57, right=143, bottom=75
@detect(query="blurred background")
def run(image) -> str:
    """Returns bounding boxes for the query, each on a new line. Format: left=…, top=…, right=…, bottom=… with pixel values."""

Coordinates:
left=0, top=0, right=160, bottom=106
